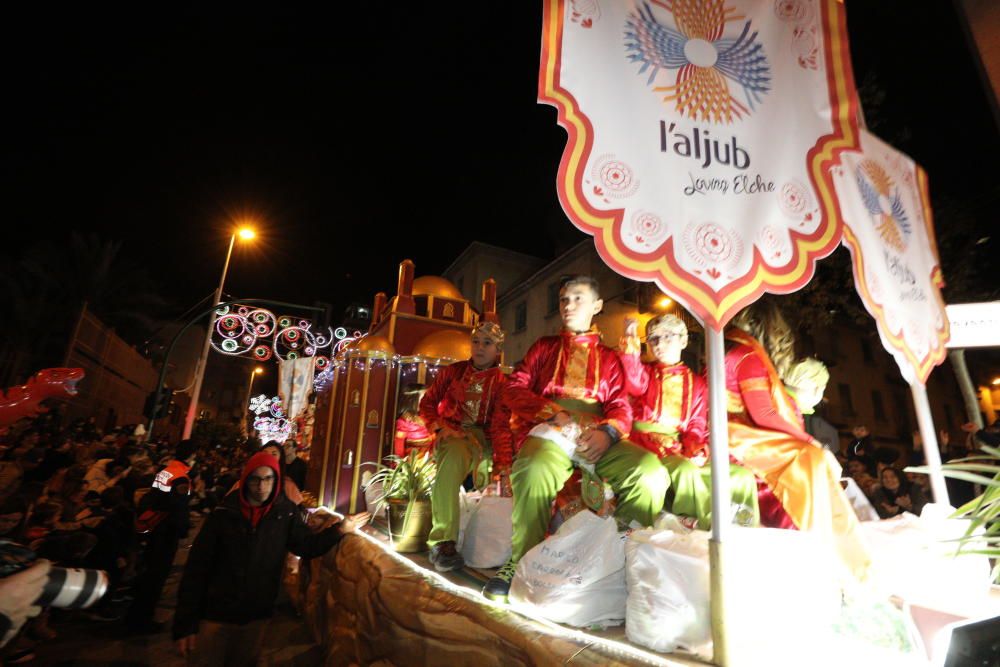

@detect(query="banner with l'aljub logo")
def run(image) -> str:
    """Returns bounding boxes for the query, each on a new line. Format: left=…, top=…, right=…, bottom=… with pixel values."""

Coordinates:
left=539, top=0, right=860, bottom=328
left=835, top=130, right=949, bottom=385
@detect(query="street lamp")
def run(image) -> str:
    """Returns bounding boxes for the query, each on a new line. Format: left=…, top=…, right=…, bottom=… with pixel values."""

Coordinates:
left=655, top=296, right=673, bottom=310
left=243, top=366, right=265, bottom=437
left=182, top=226, right=256, bottom=439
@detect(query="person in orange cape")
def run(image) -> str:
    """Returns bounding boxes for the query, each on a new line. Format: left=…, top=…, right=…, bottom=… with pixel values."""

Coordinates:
left=725, top=302, right=870, bottom=580
left=392, top=385, right=434, bottom=458
left=618, top=314, right=758, bottom=529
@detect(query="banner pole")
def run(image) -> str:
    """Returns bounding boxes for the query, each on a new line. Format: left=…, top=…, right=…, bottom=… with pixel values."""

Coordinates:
left=706, top=326, right=730, bottom=667
left=910, top=381, right=950, bottom=505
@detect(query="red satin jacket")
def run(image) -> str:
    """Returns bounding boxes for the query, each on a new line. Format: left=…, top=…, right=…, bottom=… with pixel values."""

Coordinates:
left=418, top=360, right=514, bottom=468
left=503, top=329, right=632, bottom=449
left=725, top=330, right=815, bottom=445
left=393, top=413, right=434, bottom=458
left=617, top=336, right=707, bottom=459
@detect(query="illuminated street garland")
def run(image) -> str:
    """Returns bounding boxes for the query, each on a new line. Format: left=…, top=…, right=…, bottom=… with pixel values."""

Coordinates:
left=250, top=393, right=293, bottom=444
left=211, top=305, right=345, bottom=363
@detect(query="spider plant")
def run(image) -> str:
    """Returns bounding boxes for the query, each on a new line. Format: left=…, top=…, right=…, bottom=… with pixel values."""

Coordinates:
left=908, top=443, right=1000, bottom=583
left=364, top=450, right=436, bottom=514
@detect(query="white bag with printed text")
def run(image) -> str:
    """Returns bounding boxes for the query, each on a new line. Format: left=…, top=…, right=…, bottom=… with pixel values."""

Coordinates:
left=509, top=510, right=626, bottom=627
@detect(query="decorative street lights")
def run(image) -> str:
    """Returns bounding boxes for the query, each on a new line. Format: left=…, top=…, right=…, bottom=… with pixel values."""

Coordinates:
left=243, top=366, right=264, bottom=437
left=182, top=226, right=256, bottom=439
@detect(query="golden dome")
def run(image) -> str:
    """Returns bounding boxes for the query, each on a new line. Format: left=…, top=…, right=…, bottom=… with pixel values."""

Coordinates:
left=412, top=276, right=464, bottom=301
left=411, top=329, right=471, bottom=361
left=356, top=335, right=395, bottom=356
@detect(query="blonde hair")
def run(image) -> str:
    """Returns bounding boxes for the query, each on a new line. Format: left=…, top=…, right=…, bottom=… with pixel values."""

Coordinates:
left=646, top=314, right=687, bottom=338
left=785, top=358, right=830, bottom=393
left=731, top=301, right=795, bottom=381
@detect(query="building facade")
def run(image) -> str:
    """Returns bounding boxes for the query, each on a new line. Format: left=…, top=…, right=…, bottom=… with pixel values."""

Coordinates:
left=63, top=305, right=159, bottom=431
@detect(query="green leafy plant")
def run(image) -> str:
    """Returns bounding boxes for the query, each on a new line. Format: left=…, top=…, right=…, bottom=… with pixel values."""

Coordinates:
left=364, top=450, right=436, bottom=513
left=909, top=443, right=1000, bottom=583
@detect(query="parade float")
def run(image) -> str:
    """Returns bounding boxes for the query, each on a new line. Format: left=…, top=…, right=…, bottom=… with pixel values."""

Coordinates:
left=287, top=1, right=998, bottom=664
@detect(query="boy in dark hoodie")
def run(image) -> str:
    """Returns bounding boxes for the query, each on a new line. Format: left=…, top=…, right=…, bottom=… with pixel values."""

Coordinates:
left=173, top=451, right=367, bottom=665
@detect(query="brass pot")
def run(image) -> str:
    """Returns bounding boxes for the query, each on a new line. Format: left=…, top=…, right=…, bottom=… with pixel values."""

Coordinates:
left=386, top=498, right=432, bottom=553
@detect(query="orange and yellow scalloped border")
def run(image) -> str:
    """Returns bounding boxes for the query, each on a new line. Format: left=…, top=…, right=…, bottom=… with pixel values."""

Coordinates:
left=538, top=0, right=860, bottom=329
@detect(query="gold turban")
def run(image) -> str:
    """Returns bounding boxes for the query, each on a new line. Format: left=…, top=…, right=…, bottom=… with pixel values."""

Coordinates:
left=472, top=321, right=505, bottom=348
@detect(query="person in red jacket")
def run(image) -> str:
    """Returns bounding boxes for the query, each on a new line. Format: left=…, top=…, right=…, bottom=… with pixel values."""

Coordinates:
left=392, top=385, right=435, bottom=458
left=482, top=276, right=667, bottom=601
left=618, top=315, right=758, bottom=529
left=422, top=322, right=511, bottom=572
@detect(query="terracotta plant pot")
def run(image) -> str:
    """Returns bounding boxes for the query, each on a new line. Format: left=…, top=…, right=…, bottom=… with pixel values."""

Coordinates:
left=386, top=498, right=432, bottom=553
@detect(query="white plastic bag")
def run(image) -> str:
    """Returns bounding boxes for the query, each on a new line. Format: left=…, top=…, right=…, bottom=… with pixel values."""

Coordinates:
left=459, top=494, right=513, bottom=568
left=625, top=528, right=711, bottom=658
left=527, top=422, right=595, bottom=475
left=860, top=504, right=992, bottom=604
left=510, top=510, right=626, bottom=627
left=456, top=489, right=480, bottom=550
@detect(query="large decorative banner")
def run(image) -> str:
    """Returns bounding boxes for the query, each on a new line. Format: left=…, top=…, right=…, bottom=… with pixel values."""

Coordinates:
left=539, top=0, right=860, bottom=328
left=834, top=129, right=949, bottom=385
left=278, top=356, right=315, bottom=421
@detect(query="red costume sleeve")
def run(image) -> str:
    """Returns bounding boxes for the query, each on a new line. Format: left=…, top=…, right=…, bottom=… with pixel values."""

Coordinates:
left=487, top=375, right=514, bottom=469
left=616, top=333, right=651, bottom=398
left=737, top=353, right=816, bottom=444
left=598, top=352, right=633, bottom=439
left=418, top=363, right=461, bottom=433
left=503, top=340, right=562, bottom=423
left=681, top=372, right=708, bottom=458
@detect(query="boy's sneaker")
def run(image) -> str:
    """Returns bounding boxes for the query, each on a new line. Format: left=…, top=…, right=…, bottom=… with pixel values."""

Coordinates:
left=482, top=559, right=517, bottom=603
left=428, top=541, right=465, bottom=572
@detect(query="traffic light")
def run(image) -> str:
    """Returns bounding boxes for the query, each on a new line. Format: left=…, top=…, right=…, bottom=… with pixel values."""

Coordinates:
left=144, top=387, right=174, bottom=420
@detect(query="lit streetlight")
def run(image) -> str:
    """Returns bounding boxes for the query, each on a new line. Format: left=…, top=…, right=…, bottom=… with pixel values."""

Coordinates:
left=655, top=296, right=672, bottom=310
left=182, top=225, right=256, bottom=439
left=243, top=366, right=265, bottom=437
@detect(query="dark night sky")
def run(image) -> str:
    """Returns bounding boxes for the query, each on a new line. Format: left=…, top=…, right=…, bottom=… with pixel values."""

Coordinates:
left=1, top=2, right=996, bottom=326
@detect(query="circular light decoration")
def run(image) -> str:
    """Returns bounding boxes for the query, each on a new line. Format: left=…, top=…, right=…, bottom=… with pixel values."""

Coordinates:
left=210, top=304, right=338, bottom=362
left=314, top=356, right=329, bottom=370
left=334, top=327, right=348, bottom=340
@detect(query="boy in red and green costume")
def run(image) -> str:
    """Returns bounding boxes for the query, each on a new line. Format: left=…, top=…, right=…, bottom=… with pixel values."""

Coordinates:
left=482, top=277, right=668, bottom=601
left=618, top=315, right=758, bottom=529
left=422, top=322, right=512, bottom=572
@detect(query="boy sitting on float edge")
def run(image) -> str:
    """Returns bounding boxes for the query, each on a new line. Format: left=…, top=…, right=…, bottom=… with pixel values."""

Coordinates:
left=618, top=314, right=759, bottom=529
left=482, top=276, right=667, bottom=602
left=421, top=322, right=512, bottom=572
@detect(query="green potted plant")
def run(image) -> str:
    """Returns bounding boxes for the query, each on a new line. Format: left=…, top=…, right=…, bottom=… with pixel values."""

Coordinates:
left=910, top=442, right=1000, bottom=582
left=365, top=450, right=436, bottom=552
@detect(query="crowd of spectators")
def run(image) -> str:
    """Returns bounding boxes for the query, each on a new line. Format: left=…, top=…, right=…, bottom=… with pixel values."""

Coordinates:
left=840, top=421, right=990, bottom=520
left=0, top=409, right=256, bottom=665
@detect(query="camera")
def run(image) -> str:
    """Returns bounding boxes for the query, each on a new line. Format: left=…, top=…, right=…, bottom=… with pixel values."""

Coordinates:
left=0, top=540, right=108, bottom=609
